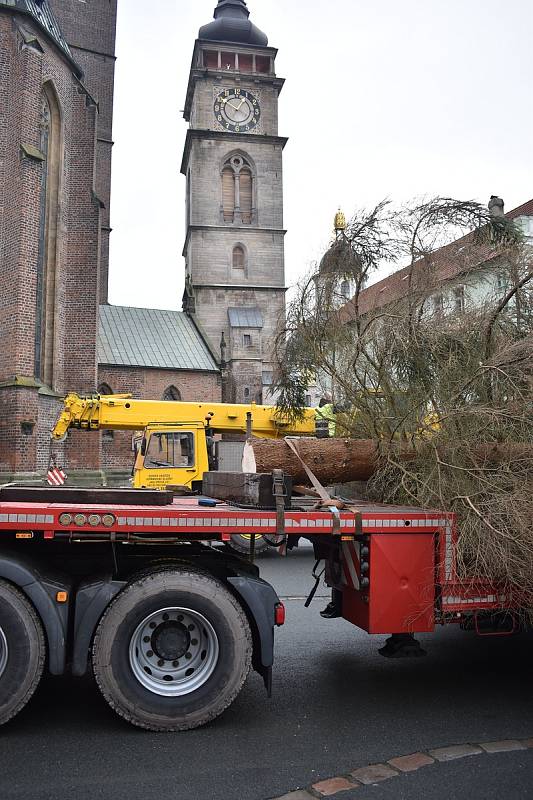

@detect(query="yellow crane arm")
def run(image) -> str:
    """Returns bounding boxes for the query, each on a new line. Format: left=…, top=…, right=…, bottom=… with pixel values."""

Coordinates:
left=52, top=393, right=317, bottom=441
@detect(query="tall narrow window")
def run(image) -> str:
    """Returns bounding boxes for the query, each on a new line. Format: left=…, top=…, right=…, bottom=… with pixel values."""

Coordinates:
left=221, top=154, right=255, bottom=225
left=433, top=294, right=444, bottom=316
left=222, top=166, right=235, bottom=222
left=240, top=169, right=253, bottom=224
left=35, top=83, right=61, bottom=387
left=233, top=245, right=245, bottom=271
left=453, top=286, right=465, bottom=314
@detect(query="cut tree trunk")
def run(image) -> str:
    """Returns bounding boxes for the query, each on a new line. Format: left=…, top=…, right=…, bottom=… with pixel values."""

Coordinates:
left=242, top=438, right=381, bottom=485
left=242, top=438, right=532, bottom=486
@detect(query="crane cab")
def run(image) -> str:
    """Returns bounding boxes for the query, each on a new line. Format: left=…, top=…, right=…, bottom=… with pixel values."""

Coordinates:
left=133, top=422, right=210, bottom=490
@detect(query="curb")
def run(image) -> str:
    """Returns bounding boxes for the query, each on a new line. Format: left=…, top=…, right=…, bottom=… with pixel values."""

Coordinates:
left=268, top=737, right=533, bottom=799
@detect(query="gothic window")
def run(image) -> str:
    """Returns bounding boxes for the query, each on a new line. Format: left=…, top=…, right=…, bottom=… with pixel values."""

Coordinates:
left=35, top=82, right=62, bottom=387
left=221, top=155, right=254, bottom=225
left=163, top=386, right=182, bottom=402
left=233, top=245, right=245, bottom=272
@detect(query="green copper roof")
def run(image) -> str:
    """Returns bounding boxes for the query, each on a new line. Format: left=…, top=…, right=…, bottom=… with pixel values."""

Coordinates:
left=99, top=305, right=219, bottom=373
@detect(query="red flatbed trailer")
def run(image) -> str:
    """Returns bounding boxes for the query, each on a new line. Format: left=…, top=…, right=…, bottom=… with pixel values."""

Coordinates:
left=0, top=490, right=515, bottom=731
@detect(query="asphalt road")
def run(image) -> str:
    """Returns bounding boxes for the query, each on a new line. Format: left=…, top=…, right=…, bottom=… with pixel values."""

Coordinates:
left=1, top=545, right=532, bottom=800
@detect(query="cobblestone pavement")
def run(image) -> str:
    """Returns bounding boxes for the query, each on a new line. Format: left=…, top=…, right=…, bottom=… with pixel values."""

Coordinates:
left=271, top=739, right=533, bottom=798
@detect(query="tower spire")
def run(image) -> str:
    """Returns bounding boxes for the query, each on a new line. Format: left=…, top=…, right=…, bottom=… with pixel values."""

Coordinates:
left=214, top=0, right=250, bottom=18
left=199, top=0, right=268, bottom=46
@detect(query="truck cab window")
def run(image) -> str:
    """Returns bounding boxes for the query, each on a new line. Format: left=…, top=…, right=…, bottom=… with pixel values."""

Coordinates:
left=144, top=432, right=195, bottom=469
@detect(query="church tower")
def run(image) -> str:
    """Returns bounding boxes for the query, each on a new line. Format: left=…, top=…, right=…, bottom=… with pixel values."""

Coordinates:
left=182, top=0, right=287, bottom=403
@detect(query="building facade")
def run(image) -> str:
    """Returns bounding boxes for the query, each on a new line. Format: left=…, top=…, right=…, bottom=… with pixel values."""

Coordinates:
left=182, top=0, right=287, bottom=404
left=48, top=0, right=117, bottom=305
left=0, top=0, right=115, bottom=481
left=353, top=198, right=533, bottom=319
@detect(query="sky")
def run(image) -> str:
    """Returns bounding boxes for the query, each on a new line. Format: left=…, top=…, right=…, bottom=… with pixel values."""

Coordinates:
left=108, top=0, right=533, bottom=310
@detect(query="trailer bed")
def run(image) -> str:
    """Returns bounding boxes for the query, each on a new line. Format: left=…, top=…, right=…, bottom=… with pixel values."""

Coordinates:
left=0, top=496, right=452, bottom=539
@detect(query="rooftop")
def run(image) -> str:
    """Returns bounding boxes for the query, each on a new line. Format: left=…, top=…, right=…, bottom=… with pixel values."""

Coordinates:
left=346, top=199, right=533, bottom=318
left=98, top=305, right=219, bottom=373
left=199, top=0, right=268, bottom=47
left=0, top=0, right=79, bottom=74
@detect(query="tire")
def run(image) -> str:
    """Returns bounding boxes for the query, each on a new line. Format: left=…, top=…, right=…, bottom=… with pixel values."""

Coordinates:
left=0, top=580, right=46, bottom=727
left=226, top=533, right=269, bottom=556
left=92, top=568, right=252, bottom=731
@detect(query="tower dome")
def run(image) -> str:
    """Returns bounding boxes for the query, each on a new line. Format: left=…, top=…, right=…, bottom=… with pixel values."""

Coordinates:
left=199, top=0, right=269, bottom=47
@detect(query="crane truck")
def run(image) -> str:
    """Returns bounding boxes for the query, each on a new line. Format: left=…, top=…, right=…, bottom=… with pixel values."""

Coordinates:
left=0, top=475, right=523, bottom=732
left=51, top=393, right=320, bottom=554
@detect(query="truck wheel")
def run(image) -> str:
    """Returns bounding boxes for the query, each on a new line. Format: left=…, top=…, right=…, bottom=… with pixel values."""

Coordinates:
left=0, top=580, right=45, bottom=726
left=92, top=569, right=252, bottom=731
left=226, top=534, right=269, bottom=555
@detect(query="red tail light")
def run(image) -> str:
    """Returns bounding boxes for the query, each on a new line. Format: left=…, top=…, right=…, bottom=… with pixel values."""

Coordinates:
left=275, top=602, right=286, bottom=626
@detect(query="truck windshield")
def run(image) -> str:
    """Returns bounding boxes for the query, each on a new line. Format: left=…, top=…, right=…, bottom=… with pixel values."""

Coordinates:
left=144, top=432, right=195, bottom=469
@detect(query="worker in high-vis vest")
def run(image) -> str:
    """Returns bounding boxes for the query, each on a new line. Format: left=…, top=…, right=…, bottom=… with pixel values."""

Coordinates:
left=316, top=397, right=337, bottom=438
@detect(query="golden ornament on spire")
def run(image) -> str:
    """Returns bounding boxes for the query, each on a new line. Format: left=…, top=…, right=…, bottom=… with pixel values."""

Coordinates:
left=334, top=208, right=346, bottom=233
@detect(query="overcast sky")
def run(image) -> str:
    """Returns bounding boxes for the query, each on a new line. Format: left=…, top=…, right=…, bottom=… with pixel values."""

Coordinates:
left=108, top=0, right=532, bottom=310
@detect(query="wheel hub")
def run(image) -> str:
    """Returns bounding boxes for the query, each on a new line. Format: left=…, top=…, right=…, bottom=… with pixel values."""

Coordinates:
left=0, top=627, right=8, bottom=679
left=151, top=621, right=190, bottom=662
left=129, top=607, right=219, bottom=697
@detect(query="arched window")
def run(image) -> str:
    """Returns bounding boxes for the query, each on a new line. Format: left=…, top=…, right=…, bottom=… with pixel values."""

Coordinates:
left=233, top=245, right=245, bottom=272
left=35, top=82, right=62, bottom=386
left=163, top=386, right=182, bottom=402
left=221, top=154, right=254, bottom=225
left=98, top=383, right=113, bottom=396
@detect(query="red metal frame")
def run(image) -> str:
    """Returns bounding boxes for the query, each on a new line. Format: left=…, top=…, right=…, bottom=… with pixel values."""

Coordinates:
left=0, top=497, right=517, bottom=625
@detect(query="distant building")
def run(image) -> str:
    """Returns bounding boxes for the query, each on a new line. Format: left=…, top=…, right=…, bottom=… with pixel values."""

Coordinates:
left=350, top=198, right=533, bottom=319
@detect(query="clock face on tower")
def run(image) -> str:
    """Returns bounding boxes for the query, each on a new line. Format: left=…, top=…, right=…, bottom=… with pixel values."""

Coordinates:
left=214, top=89, right=261, bottom=133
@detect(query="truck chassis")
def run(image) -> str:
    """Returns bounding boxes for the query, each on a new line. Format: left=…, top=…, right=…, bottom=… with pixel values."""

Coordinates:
left=0, top=487, right=518, bottom=731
